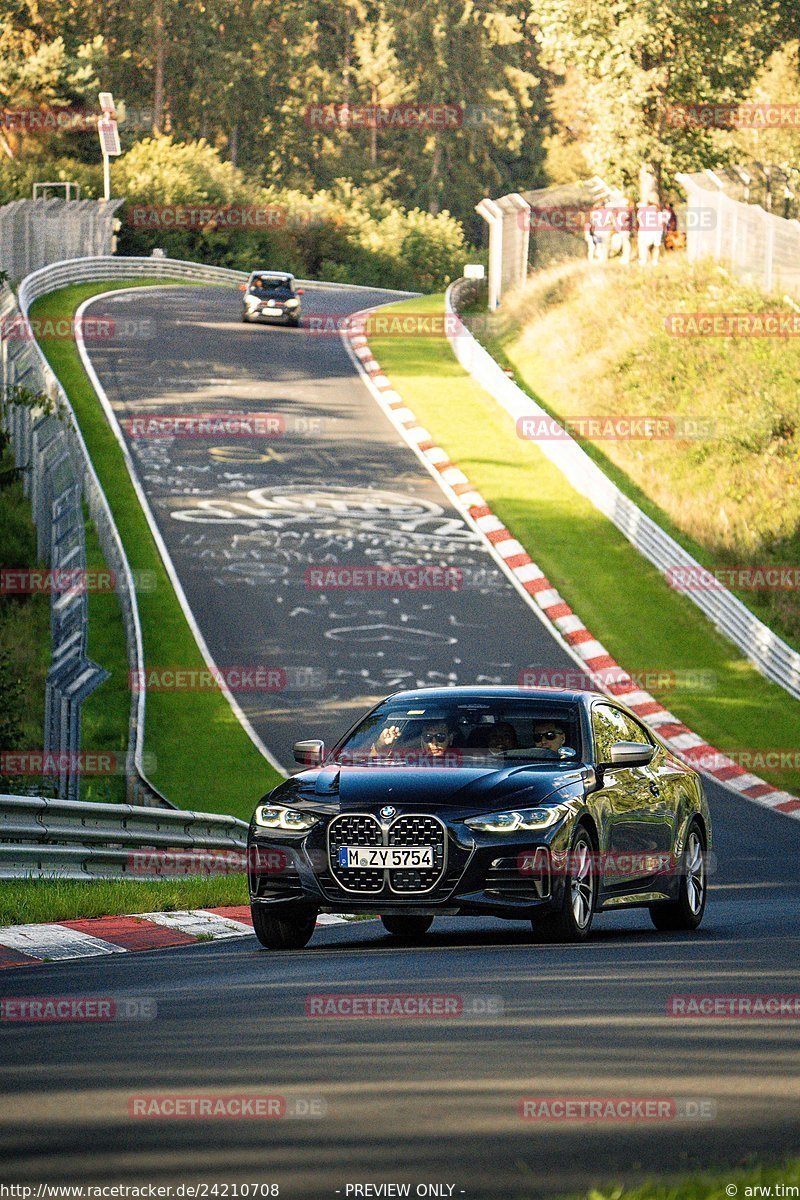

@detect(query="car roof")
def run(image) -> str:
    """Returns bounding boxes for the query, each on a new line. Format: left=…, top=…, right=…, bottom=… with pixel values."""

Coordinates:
left=247, top=270, right=294, bottom=279
left=380, top=686, right=594, bottom=706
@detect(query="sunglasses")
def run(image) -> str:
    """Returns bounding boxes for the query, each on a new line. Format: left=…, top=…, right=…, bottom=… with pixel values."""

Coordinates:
left=534, top=730, right=560, bottom=740
left=425, top=730, right=449, bottom=742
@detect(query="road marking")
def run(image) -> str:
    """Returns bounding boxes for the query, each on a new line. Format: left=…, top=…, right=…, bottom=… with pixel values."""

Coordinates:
left=0, top=924, right=127, bottom=960
left=137, top=910, right=254, bottom=939
left=342, top=303, right=800, bottom=823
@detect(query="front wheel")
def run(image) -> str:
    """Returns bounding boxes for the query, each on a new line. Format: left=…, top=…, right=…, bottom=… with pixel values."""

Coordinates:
left=534, top=826, right=596, bottom=943
left=251, top=905, right=317, bottom=949
left=650, top=822, right=707, bottom=931
left=380, top=914, right=433, bottom=941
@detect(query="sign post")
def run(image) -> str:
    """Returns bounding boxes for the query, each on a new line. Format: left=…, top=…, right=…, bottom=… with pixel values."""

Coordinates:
left=97, top=92, right=121, bottom=201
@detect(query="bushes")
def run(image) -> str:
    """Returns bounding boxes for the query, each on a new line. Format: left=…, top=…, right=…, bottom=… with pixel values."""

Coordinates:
left=0, top=136, right=476, bottom=290
left=113, top=136, right=473, bottom=292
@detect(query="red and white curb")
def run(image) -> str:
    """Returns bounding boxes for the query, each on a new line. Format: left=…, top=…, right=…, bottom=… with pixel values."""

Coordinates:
left=0, top=907, right=355, bottom=970
left=341, top=314, right=800, bottom=823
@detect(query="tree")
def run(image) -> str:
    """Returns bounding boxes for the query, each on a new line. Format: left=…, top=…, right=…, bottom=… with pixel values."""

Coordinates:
left=726, top=40, right=800, bottom=171
left=0, top=0, right=105, bottom=160
left=534, top=0, right=786, bottom=195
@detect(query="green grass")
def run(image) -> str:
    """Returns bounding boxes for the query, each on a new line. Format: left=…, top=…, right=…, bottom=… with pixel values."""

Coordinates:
left=476, top=257, right=800, bottom=651
left=560, top=1158, right=800, bottom=1200
left=0, top=873, right=248, bottom=926
left=369, top=293, right=800, bottom=795
left=29, top=280, right=283, bottom=820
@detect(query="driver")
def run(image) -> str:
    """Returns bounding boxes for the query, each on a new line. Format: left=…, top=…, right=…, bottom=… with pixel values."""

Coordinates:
left=420, top=719, right=454, bottom=758
left=532, top=722, right=566, bottom=753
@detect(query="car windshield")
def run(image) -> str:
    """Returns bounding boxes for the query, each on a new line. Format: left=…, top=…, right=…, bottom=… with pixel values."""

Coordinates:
left=331, top=697, right=583, bottom=767
left=249, top=277, right=293, bottom=295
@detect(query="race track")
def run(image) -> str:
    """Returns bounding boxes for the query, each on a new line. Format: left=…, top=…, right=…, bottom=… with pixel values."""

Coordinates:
left=82, top=283, right=576, bottom=771
left=1, top=282, right=797, bottom=1198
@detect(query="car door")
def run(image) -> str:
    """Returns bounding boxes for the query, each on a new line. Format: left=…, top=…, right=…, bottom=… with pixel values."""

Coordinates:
left=613, top=709, right=676, bottom=857
left=590, top=703, right=663, bottom=890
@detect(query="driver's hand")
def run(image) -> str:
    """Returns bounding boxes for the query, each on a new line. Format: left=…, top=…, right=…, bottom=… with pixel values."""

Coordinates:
left=376, top=724, right=401, bottom=748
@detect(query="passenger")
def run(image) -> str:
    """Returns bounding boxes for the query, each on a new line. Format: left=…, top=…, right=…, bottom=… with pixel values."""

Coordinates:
left=487, top=722, right=518, bottom=754
left=371, top=722, right=403, bottom=755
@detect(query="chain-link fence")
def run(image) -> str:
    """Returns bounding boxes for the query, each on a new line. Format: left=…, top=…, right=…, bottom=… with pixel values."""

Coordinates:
left=1, top=287, right=109, bottom=801
left=0, top=202, right=175, bottom=806
left=0, top=199, right=124, bottom=283
left=676, top=169, right=800, bottom=299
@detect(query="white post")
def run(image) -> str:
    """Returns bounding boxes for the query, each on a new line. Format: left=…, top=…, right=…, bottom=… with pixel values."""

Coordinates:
left=475, top=198, right=503, bottom=311
left=103, top=154, right=111, bottom=202
left=764, top=211, right=775, bottom=292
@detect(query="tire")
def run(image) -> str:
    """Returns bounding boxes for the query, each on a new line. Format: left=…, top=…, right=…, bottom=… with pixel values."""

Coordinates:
left=534, top=826, right=596, bottom=943
left=286, top=317, right=300, bottom=328
left=650, top=821, right=707, bottom=931
left=380, top=914, right=433, bottom=940
left=251, top=905, right=317, bottom=949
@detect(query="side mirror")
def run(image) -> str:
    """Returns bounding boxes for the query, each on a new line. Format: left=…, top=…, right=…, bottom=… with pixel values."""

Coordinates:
left=605, top=741, right=655, bottom=769
left=293, top=738, right=324, bottom=767
left=296, top=288, right=304, bottom=296
left=238, top=282, right=247, bottom=292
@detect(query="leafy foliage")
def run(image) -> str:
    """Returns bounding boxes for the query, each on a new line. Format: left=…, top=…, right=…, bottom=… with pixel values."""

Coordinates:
left=534, top=0, right=787, bottom=194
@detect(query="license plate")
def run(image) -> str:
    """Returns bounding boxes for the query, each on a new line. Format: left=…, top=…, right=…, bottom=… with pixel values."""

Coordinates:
left=338, top=846, right=434, bottom=869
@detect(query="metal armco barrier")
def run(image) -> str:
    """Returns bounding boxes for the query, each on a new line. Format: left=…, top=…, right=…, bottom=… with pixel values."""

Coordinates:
left=0, top=793, right=248, bottom=880
left=446, top=277, right=800, bottom=702
left=2, top=254, right=404, bottom=811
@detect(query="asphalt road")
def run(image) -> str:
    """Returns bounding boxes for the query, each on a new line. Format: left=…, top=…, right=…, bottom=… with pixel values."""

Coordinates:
left=2, top=281, right=795, bottom=1197
left=1, top=872, right=799, bottom=1197
left=81, top=283, right=576, bottom=770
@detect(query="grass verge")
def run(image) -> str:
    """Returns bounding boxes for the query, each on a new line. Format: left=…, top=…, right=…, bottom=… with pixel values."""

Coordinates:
left=474, top=257, right=800, bottom=651
left=0, top=874, right=248, bottom=926
left=369, top=293, right=800, bottom=795
left=560, top=1158, right=799, bottom=1200
left=29, top=280, right=283, bottom=820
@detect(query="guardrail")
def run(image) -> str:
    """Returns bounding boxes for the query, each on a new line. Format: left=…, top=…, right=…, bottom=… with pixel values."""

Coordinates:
left=4, top=254, right=409, bottom=810
left=446, top=277, right=800, bottom=702
left=0, top=793, right=249, bottom=880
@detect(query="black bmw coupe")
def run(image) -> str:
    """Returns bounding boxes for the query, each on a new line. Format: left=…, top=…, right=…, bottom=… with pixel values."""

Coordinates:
left=247, top=688, right=711, bottom=948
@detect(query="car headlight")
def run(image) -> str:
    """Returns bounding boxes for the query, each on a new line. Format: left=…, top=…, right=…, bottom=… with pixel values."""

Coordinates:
left=254, top=805, right=320, bottom=831
left=465, top=806, right=566, bottom=833
left=284, top=298, right=299, bottom=308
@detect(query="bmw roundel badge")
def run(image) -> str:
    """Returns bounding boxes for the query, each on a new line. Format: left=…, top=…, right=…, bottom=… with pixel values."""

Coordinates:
left=380, top=805, right=397, bottom=819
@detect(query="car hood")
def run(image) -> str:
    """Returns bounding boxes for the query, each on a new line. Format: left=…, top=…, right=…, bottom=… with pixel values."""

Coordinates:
left=268, top=763, right=587, bottom=817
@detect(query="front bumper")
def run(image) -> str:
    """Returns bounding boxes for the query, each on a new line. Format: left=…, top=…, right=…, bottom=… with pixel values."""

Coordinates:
left=244, top=304, right=300, bottom=321
left=248, top=825, right=564, bottom=919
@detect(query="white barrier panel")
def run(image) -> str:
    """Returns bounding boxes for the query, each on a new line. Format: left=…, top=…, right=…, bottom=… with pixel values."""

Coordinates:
left=445, top=279, right=800, bottom=701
